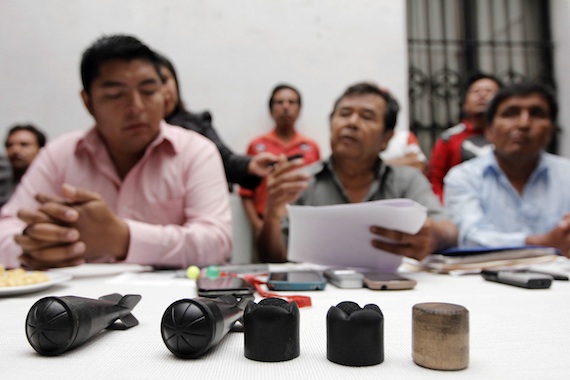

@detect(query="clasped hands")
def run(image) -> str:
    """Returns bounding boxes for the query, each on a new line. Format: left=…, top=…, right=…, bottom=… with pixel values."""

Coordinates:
left=14, top=184, right=130, bottom=269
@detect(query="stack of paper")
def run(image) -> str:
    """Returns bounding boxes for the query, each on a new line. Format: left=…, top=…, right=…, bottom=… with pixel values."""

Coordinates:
left=421, top=246, right=560, bottom=274
left=287, top=199, right=427, bottom=271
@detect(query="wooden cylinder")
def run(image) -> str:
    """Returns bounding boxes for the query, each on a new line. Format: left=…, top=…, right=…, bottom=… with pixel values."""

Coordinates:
left=412, top=302, right=469, bottom=371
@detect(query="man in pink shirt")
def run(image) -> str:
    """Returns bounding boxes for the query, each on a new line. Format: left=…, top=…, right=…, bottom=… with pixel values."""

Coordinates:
left=0, top=35, right=232, bottom=269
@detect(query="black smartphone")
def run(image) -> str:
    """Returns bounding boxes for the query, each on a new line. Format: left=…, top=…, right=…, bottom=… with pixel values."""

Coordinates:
left=287, top=153, right=304, bottom=161
left=481, top=270, right=553, bottom=289
left=269, top=153, right=304, bottom=167
left=196, top=277, right=255, bottom=297
left=266, top=270, right=326, bottom=291
left=363, top=272, right=417, bottom=290
left=525, top=267, right=569, bottom=281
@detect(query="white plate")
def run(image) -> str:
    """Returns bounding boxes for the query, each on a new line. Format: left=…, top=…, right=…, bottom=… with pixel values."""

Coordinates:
left=0, top=272, right=73, bottom=297
left=49, top=263, right=152, bottom=278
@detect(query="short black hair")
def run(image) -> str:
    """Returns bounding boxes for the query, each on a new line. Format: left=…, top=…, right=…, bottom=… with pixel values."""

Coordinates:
left=5, top=124, right=47, bottom=148
left=269, top=84, right=302, bottom=111
left=486, top=82, right=558, bottom=124
left=81, top=35, right=162, bottom=94
left=330, top=82, right=400, bottom=131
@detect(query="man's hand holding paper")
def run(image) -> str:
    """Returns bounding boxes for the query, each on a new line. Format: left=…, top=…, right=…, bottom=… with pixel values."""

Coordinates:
left=287, top=199, right=428, bottom=271
left=370, top=218, right=439, bottom=261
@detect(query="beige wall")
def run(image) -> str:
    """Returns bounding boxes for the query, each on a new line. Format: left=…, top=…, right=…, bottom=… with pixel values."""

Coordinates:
left=0, top=0, right=408, bottom=159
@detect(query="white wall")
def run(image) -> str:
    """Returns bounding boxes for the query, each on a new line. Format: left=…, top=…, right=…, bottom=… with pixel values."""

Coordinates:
left=0, top=0, right=409, bottom=159
left=552, top=0, right=570, bottom=158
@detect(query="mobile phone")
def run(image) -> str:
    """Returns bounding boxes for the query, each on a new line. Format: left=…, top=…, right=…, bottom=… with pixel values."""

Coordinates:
left=481, top=270, right=553, bottom=289
left=363, top=272, right=417, bottom=290
left=525, top=267, right=569, bottom=281
left=196, top=277, right=255, bottom=297
left=266, top=270, right=326, bottom=291
left=287, top=153, right=304, bottom=161
left=323, top=269, right=364, bottom=289
left=269, top=154, right=304, bottom=167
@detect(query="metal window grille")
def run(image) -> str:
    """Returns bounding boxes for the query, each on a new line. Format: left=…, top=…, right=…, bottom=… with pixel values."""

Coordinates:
left=407, top=0, right=556, bottom=156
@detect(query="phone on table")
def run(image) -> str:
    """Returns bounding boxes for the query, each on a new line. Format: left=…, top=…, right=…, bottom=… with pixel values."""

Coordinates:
left=363, top=272, right=417, bottom=290
left=323, top=269, right=364, bottom=289
left=266, top=270, right=326, bottom=291
left=481, top=270, right=552, bottom=289
left=197, top=277, right=255, bottom=298
left=525, top=267, right=569, bottom=281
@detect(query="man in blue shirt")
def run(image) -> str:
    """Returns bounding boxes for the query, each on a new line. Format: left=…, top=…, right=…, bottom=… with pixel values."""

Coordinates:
left=444, top=83, right=570, bottom=257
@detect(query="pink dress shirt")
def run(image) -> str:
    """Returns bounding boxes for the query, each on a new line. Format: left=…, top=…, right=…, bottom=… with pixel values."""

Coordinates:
left=0, top=122, right=232, bottom=269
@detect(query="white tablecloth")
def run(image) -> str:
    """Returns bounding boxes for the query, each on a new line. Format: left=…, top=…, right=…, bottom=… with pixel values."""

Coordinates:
left=1, top=262, right=569, bottom=380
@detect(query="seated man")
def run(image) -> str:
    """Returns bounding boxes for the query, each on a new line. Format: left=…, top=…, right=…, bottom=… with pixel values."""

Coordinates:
left=5, top=124, right=47, bottom=183
left=257, top=82, right=457, bottom=263
left=2, top=124, right=47, bottom=206
left=240, top=84, right=321, bottom=236
left=444, top=83, right=570, bottom=257
left=428, top=73, right=502, bottom=202
left=0, top=35, right=232, bottom=269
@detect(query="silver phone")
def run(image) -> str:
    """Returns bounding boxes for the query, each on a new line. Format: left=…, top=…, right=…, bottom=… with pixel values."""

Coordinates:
left=323, top=269, right=364, bottom=289
left=363, top=272, right=417, bottom=290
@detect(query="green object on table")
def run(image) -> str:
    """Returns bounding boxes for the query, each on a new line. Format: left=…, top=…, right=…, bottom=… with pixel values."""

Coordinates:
left=204, top=266, right=220, bottom=279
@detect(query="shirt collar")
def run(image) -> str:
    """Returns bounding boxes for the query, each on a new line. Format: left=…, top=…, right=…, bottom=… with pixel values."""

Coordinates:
left=319, top=155, right=387, bottom=176
left=75, top=120, right=177, bottom=157
left=463, top=119, right=474, bottom=132
left=318, top=156, right=390, bottom=202
left=264, top=128, right=304, bottom=147
left=484, top=150, right=549, bottom=179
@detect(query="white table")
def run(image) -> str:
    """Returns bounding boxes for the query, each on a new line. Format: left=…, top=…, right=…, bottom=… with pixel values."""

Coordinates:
left=1, top=262, right=569, bottom=380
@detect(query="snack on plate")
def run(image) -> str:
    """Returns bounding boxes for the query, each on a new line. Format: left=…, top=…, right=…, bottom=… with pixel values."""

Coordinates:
left=0, top=266, right=49, bottom=287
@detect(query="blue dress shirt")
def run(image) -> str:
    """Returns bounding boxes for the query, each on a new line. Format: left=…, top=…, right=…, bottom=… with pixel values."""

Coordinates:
left=444, top=151, right=570, bottom=247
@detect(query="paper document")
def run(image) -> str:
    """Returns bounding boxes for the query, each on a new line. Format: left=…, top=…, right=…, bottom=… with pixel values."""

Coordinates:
left=287, top=199, right=427, bottom=271
left=421, top=245, right=560, bottom=274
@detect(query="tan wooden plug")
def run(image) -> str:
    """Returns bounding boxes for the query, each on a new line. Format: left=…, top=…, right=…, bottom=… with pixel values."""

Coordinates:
left=412, top=302, right=469, bottom=370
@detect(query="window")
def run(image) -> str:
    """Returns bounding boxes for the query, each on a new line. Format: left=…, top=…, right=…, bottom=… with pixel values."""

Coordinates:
left=407, top=0, right=555, bottom=155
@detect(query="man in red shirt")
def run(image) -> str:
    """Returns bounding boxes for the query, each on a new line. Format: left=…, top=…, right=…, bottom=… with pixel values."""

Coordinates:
left=428, top=73, right=502, bottom=201
left=240, top=84, right=320, bottom=235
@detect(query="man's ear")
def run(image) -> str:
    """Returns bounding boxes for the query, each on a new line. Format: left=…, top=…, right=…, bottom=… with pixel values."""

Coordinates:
left=81, top=90, right=94, bottom=116
left=380, top=130, right=395, bottom=152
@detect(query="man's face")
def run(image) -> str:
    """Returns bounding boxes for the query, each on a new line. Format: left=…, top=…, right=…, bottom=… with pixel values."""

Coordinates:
left=5, top=130, right=41, bottom=171
left=81, top=59, right=165, bottom=158
left=486, top=93, right=553, bottom=161
left=270, top=88, right=301, bottom=128
left=462, top=78, right=501, bottom=118
left=330, top=94, right=393, bottom=161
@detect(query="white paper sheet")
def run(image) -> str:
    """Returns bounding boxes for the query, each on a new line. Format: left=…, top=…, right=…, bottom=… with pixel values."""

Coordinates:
left=287, top=199, right=427, bottom=271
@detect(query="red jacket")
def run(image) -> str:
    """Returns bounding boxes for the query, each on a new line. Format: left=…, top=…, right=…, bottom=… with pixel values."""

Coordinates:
left=239, top=129, right=320, bottom=216
left=427, top=120, right=490, bottom=202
